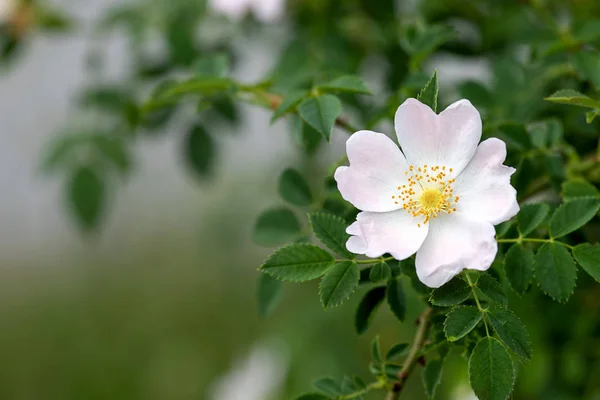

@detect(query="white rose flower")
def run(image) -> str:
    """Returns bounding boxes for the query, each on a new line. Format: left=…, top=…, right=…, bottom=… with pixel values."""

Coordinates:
left=335, top=98, right=519, bottom=288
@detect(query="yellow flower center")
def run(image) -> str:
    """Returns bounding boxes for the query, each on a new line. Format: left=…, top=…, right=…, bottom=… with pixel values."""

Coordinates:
left=391, top=164, right=459, bottom=227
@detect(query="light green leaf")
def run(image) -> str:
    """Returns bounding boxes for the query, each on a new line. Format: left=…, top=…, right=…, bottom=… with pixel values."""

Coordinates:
left=371, top=336, right=383, bottom=363
left=444, top=306, right=482, bottom=342
left=488, top=308, right=532, bottom=360
left=260, top=244, right=335, bottom=282
left=549, top=197, right=600, bottom=238
left=535, top=242, right=577, bottom=302
left=355, top=286, right=386, bottom=335
left=279, top=168, right=313, bottom=206
left=253, top=207, right=301, bottom=246
left=386, top=343, right=409, bottom=361
left=562, top=180, right=600, bottom=201
left=573, top=244, right=600, bottom=283
left=313, top=377, right=341, bottom=396
left=370, top=262, right=392, bottom=283
left=184, top=125, right=215, bottom=178
left=544, top=89, right=600, bottom=109
left=469, top=337, right=515, bottom=400
left=318, top=75, right=372, bottom=95
left=476, top=275, right=508, bottom=306
left=504, top=244, right=535, bottom=294
left=271, top=91, right=307, bottom=123
left=429, top=278, right=470, bottom=307
left=298, top=95, right=343, bottom=141
left=319, top=261, right=360, bottom=309
left=517, top=203, right=550, bottom=236
left=586, top=109, right=600, bottom=123
left=309, top=212, right=353, bottom=258
left=417, top=70, right=439, bottom=112
left=293, top=117, right=323, bottom=155
left=68, top=166, right=105, bottom=231
left=194, top=53, right=230, bottom=77
left=257, top=273, right=283, bottom=317
left=423, top=357, right=445, bottom=399
left=386, top=278, right=407, bottom=322
left=573, top=50, right=600, bottom=89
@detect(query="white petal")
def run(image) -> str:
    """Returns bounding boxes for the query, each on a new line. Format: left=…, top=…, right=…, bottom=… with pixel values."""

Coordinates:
left=415, top=213, right=497, bottom=288
left=335, top=130, right=409, bottom=212
left=453, top=138, right=519, bottom=225
left=394, top=98, right=482, bottom=175
left=346, top=210, right=428, bottom=260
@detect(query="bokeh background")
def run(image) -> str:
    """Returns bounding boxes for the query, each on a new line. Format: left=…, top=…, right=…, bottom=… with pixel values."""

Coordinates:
left=1, top=0, right=600, bottom=399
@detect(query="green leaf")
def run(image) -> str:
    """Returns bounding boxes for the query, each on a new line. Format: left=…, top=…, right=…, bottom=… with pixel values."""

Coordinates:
left=444, top=306, right=482, bottom=342
left=319, top=262, right=360, bottom=309
left=416, top=70, right=439, bottom=112
left=573, top=50, right=600, bottom=89
left=504, top=244, right=535, bottom=294
left=260, top=244, right=335, bottom=282
left=371, top=336, right=383, bottom=363
left=308, top=212, right=353, bottom=258
left=488, top=308, right=532, bottom=360
left=549, top=198, right=600, bottom=238
left=498, top=122, right=532, bottom=150
left=298, top=95, right=343, bottom=141
left=573, top=244, right=600, bottom=283
left=313, top=377, right=341, bottom=396
left=318, top=75, right=372, bottom=95
left=423, top=357, right=445, bottom=399
left=194, top=53, right=230, bottom=77
left=429, top=278, right=470, bottom=307
left=387, top=278, right=407, bottom=322
left=476, top=275, right=508, bottom=306
left=355, top=287, right=386, bottom=334
left=68, top=166, right=105, bottom=231
left=272, top=91, right=307, bottom=123
left=184, top=125, right=215, bottom=178
left=586, top=109, right=600, bottom=123
left=535, top=242, right=577, bottom=302
left=544, top=89, right=600, bottom=109
left=257, top=273, right=283, bottom=317
left=469, top=337, right=515, bottom=400
left=386, top=343, right=409, bottom=361
left=527, top=119, right=563, bottom=149
left=293, top=117, right=323, bottom=155
left=370, top=262, right=392, bottom=283
left=253, top=207, right=301, bottom=246
left=295, top=394, right=331, bottom=400
left=562, top=180, right=600, bottom=201
left=278, top=168, right=313, bottom=206
left=517, top=203, right=550, bottom=236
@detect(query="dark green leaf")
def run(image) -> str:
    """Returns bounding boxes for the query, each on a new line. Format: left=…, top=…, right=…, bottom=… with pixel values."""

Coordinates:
left=586, top=109, right=600, bottom=123
left=293, top=118, right=323, bottom=155
left=309, top=212, right=353, bottom=258
left=370, top=262, right=392, bottom=283
left=429, top=278, right=471, bottom=307
left=371, top=336, right=382, bottom=363
left=319, top=262, right=360, bottom=309
left=298, top=95, right=343, bottom=141
left=488, top=308, right=532, bottom=360
left=313, top=377, right=341, bottom=396
left=355, top=287, right=386, bottom=334
left=416, top=70, right=439, bottom=112
left=469, top=337, right=515, bottom=400
left=497, top=122, right=532, bottom=150
left=253, top=207, right=301, bottom=246
left=184, top=125, right=215, bottom=178
left=573, top=244, right=600, bottom=283
left=387, top=278, right=407, bottom=322
left=386, top=343, right=409, bottom=361
left=319, top=75, right=372, bottom=95
left=295, top=394, right=331, bottom=400
left=272, top=91, right=307, bottom=122
left=68, top=166, right=105, bottom=231
left=562, top=180, right=600, bottom=201
left=257, top=273, right=283, bottom=317
left=278, top=168, right=313, bottom=206
left=544, top=89, right=600, bottom=109
left=260, top=244, right=335, bottom=282
left=573, top=50, right=600, bottom=89
left=476, top=275, right=508, bottom=306
left=535, top=242, right=577, bottom=302
left=517, top=203, right=550, bottom=236
left=549, top=198, right=600, bottom=238
left=504, top=244, right=535, bottom=294
left=423, top=358, right=445, bottom=399
left=444, top=306, right=482, bottom=342
left=91, top=135, right=131, bottom=174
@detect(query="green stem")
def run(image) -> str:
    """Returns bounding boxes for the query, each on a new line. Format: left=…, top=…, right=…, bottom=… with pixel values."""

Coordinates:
left=497, top=237, right=574, bottom=250
left=464, top=272, right=490, bottom=337
left=338, top=381, right=386, bottom=399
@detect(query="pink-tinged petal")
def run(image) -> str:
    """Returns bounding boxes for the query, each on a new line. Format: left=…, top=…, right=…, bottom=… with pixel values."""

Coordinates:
left=345, top=210, right=428, bottom=260
left=415, top=213, right=497, bottom=288
left=453, top=138, right=519, bottom=225
left=335, top=130, right=409, bottom=212
left=394, top=98, right=482, bottom=175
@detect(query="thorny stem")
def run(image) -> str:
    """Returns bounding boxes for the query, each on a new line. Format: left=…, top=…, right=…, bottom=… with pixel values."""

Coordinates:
left=464, top=271, right=491, bottom=337
left=497, top=237, right=574, bottom=250
left=385, top=307, right=433, bottom=400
